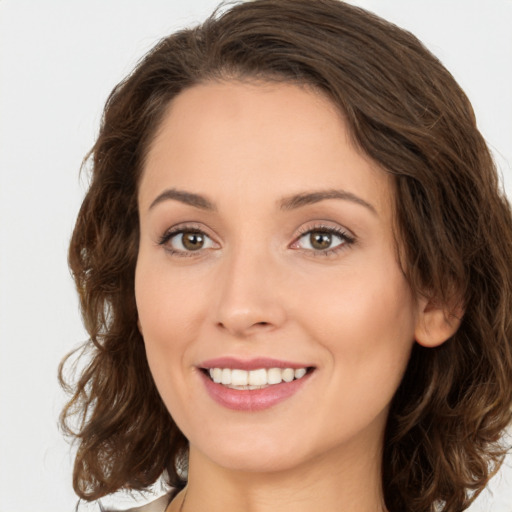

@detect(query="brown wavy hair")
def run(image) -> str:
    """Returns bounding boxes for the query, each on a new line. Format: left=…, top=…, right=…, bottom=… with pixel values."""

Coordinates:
left=60, top=1, right=512, bottom=510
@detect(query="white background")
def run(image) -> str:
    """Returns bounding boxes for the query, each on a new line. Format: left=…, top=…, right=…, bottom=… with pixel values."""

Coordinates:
left=0, top=1, right=511, bottom=511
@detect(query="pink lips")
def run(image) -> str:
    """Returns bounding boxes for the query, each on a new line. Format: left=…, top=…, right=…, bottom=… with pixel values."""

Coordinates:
left=198, top=357, right=313, bottom=412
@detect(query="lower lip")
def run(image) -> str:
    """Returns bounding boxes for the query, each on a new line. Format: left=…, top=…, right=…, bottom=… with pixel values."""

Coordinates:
left=200, top=371, right=312, bottom=411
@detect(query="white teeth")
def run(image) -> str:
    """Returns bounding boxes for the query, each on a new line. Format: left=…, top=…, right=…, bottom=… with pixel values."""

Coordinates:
left=294, top=368, right=307, bottom=379
left=282, top=368, right=294, bottom=382
left=267, top=368, right=282, bottom=385
left=212, top=368, right=222, bottom=383
left=231, top=369, right=248, bottom=386
left=221, top=368, right=231, bottom=385
left=248, top=368, right=267, bottom=386
left=208, top=367, right=309, bottom=388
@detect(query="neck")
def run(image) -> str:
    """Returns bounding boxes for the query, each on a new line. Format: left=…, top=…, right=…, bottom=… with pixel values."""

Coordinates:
left=177, top=438, right=387, bottom=512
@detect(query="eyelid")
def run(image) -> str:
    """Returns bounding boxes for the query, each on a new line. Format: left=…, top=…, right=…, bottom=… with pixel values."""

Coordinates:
left=157, top=223, right=220, bottom=255
left=290, top=223, right=356, bottom=254
left=295, top=222, right=355, bottom=238
left=158, top=221, right=203, bottom=243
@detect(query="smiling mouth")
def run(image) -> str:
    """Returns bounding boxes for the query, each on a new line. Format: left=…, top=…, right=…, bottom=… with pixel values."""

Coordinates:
left=201, top=367, right=314, bottom=390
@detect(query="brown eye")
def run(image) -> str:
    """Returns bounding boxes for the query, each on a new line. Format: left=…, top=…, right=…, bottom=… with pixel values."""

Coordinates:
left=309, top=231, right=332, bottom=250
left=182, top=232, right=205, bottom=251
left=293, top=227, right=352, bottom=254
left=162, top=229, right=216, bottom=253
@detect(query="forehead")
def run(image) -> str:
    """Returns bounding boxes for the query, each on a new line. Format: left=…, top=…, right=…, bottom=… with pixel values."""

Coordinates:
left=140, top=80, right=393, bottom=218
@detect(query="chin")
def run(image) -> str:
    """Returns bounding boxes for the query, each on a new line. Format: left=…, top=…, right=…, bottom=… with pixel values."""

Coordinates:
left=191, top=431, right=313, bottom=474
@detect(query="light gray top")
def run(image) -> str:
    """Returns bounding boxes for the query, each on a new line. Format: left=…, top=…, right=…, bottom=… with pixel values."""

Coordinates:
left=101, top=494, right=171, bottom=512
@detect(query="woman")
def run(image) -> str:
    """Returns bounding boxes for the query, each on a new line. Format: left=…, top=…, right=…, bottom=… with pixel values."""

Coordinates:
left=60, top=1, right=512, bottom=511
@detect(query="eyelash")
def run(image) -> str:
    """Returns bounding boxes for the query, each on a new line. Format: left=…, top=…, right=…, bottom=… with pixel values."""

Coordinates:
left=294, top=224, right=355, bottom=256
left=158, top=223, right=355, bottom=257
left=157, top=224, right=214, bottom=257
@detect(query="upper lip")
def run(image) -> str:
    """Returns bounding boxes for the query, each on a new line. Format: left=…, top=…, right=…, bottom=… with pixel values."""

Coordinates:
left=199, top=357, right=313, bottom=371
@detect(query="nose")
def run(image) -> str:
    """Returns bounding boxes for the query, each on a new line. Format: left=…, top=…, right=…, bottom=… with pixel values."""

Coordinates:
left=214, top=246, right=287, bottom=338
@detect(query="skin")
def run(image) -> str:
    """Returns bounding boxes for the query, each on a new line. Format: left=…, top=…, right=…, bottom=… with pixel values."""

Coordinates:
left=135, top=81, right=456, bottom=512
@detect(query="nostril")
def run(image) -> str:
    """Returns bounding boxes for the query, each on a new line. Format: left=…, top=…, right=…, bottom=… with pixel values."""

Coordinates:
left=215, top=306, right=285, bottom=335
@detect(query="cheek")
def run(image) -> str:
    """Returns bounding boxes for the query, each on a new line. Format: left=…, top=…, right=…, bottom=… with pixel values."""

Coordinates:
left=302, top=262, right=414, bottom=334
left=134, top=262, right=202, bottom=426
left=297, top=262, right=417, bottom=392
left=135, top=255, right=206, bottom=342
left=134, top=255, right=208, bottom=396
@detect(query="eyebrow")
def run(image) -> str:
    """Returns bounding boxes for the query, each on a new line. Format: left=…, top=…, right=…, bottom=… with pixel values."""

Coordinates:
left=149, top=188, right=216, bottom=212
left=148, top=187, right=377, bottom=216
left=279, top=189, right=377, bottom=215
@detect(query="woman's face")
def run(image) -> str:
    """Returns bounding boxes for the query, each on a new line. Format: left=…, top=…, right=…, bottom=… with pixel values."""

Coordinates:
left=135, top=81, right=423, bottom=474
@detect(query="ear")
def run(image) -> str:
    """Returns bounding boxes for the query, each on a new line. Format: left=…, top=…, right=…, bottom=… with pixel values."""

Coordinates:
left=137, top=318, right=143, bottom=335
left=414, top=296, right=464, bottom=348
